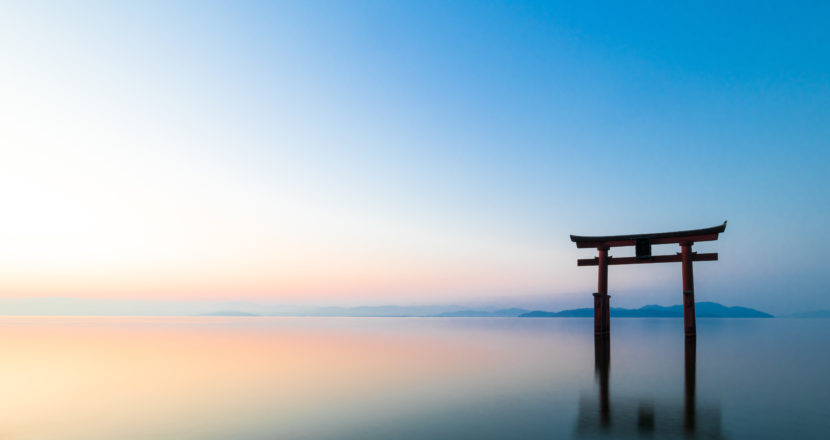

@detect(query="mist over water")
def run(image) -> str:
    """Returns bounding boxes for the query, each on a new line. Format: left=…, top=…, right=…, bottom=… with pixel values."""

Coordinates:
left=0, top=317, right=826, bottom=439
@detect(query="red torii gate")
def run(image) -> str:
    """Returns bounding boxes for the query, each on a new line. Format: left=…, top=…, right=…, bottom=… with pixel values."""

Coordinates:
left=570, top=222, right=726, bottom=336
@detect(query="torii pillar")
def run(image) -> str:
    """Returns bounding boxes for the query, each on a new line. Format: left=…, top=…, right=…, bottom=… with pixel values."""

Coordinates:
left=593, top=246, right=610, bottom=335
left=681, top=242, right=696, bottom=336
left=571, top=222, right=726, bottom=336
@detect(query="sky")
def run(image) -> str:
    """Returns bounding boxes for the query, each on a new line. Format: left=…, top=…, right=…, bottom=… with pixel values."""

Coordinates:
left=1, top=1, right=828, bottom=314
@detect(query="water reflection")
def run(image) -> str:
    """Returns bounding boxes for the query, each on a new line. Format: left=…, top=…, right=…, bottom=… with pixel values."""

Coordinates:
left=595, top=334, right=611, bottom=429
left=577, top=334, right=723, bottom=438
left=1, top=317, right=826, bottom=439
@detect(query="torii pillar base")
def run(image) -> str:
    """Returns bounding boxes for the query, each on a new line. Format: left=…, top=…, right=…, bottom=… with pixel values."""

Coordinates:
left=593, top=293, right=610, bottom=335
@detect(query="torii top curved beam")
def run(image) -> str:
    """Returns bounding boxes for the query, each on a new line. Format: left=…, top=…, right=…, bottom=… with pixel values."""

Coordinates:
left=570, top=221, right=727, bottom=249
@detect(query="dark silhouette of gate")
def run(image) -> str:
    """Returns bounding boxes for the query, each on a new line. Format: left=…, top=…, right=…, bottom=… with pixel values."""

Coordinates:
left=570, top=222, right=726, bottom=335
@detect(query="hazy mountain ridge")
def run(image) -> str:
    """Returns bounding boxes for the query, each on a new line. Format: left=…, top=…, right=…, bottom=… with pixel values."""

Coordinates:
left=0, top=298, right=801, bottom=318
left=199, top=303, right=772, bottom=318
left=434, top=308, right=531, bottom=317
left=199, top=310, right=260, bottom=317
left=259, top=306, right=532, bottom=317
left=521, top=302, right=773, bottom=318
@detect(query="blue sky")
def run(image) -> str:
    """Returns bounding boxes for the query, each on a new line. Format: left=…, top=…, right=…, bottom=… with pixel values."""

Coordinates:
left=0, top=1, right=828, bottom=313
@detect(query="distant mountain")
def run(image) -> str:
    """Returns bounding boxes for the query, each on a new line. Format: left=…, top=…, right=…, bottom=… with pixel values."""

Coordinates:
left=199, top=306, right=532, bottom=317
left=198, top=303, right=775, bottom=318
left=780, top=310, right=830, bottom=318
left=282, top=305, right=471, bottom=317
left=521, top=302, right=772, bottom=318
left=199, top=310, right=260, bottom=316
left=433, top=308, right=531, bottom=317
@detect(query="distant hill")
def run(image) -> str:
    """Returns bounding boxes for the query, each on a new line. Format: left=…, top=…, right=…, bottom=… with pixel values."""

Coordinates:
left=199, top=310, right=260, bottom=317
left=201, top=307, right=530, bottom=317
left=433, top=308, right=531, bottom=317
left=521, top=302, right=772, bottom=318
left=197, top=303, right=774, bottom=318
left=282, top=305, right=478, bottom=317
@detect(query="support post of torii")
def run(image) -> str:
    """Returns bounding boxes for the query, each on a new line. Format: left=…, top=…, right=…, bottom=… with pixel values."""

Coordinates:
left=571, top=222, right=726, bottom=336
left=681, top=242, right=696, bottom=336
left=593, top=246, right=610, bottom=335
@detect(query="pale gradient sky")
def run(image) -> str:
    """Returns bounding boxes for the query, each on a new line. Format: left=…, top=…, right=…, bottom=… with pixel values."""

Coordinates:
left=1, top=1, right=828, bottom=313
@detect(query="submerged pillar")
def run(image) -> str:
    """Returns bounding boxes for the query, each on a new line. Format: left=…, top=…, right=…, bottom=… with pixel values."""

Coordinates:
left=680, top=243, right=696, bottom=335
left=594, top=246, right=610, bottom=335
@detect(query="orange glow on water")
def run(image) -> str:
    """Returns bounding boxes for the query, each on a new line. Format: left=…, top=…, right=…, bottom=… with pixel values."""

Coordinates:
left=0, top=317, right=572, bottom=439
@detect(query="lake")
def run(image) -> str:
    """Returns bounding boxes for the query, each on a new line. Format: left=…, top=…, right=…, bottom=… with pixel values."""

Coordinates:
left=0, top=317, right=827, bottom=439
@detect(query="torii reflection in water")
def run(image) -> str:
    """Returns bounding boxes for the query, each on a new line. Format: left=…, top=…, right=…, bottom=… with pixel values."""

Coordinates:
left=575, top=336, right=723, bottom=439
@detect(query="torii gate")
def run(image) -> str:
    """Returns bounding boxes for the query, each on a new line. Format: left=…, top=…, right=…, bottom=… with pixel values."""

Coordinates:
left=570, top=222, right=726, bottom=336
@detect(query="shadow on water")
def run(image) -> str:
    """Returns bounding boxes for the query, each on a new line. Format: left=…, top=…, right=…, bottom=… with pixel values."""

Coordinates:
left=576, top=334, right=723, bottom=439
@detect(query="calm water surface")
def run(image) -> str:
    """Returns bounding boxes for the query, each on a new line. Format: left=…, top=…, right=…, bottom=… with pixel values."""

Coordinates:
left=0, top=317, right=827, bottom=439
